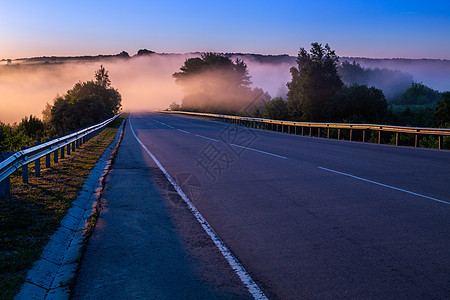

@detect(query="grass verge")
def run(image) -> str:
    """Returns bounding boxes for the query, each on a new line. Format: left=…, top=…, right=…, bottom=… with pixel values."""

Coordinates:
left=0, top=115, right=125, bottom=300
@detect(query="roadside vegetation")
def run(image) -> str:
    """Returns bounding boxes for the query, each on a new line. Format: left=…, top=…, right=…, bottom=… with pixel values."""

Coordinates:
left=170, top=44, right=450, bottom=149
left=0, top=65, right=121, bottom=152
left=0, top=66, right=123, bottom=299
left=0, top=115, right=124, bottom=299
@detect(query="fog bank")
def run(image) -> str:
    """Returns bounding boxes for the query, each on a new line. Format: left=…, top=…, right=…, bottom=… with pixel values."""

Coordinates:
left=0, top=55, right=192, bottom=124
left=1, top=53, right=449, bottom=124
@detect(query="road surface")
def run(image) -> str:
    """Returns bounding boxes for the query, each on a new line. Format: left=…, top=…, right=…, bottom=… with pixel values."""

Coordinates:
left=79, top=112, right=450, bottom=299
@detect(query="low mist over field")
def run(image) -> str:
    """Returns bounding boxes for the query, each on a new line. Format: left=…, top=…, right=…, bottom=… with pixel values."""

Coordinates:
left=1, top=52, right=450, bottom=124
left=0, top=54, right=190, bottom=124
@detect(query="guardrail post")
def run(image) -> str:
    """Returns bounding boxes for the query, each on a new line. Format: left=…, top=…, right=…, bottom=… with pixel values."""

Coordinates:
left=72, top=141, right=76, bottom=152
left=327, top=128, right=330, bottom=139
left=349, top=129, right=353, bottom=141
left=0, top=176, right=10, bottom=199
left=67, top=143, right=71, bottom=155
left=34, top=142, right=41, bottom=177
left=21, top=146, right=29, bottom=184
left=0, top=153, right=12, bottom=199
left=338, top=129, right=341, bottom=140
left=395, top=133, right=399, bottom=146
left=414, top=134, right=418, bottom=147
left=294, top=126, right=297, bottom=135
left=378, top=131, right=382, bottom=144
left=362, top=130, right=366, bottom=143
left=438, top=136, right=443, bottom=150
left=301, top=127, right=304, bottom=136
left=60, top=144, right=65, bottom=159
left=45, top=139, right=51, bottom=168
left=317, top=128, right=321, bottom=138
left=54, top=147, right=58, bottom=163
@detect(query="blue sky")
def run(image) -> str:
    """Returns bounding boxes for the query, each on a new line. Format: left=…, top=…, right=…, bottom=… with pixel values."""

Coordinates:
left=1, top=0, right=450, bottom=59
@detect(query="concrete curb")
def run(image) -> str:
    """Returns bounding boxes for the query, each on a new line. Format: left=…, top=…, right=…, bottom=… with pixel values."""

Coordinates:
left=15, top=117, right=127, bottom=300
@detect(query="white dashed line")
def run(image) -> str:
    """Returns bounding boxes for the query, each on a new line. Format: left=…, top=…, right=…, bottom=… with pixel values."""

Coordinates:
left=177, top=129, right=191, bottom=134
left=318, top=167, right=449, bottom=205
left=231, top=144, right=288, bottom=159
left=195, top=134, right=220, bottom=142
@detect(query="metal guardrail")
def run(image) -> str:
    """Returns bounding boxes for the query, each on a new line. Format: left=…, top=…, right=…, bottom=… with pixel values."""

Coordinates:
left=164, top=111, right=450, bottom=149
left=0, top=113, right=121, bottom=199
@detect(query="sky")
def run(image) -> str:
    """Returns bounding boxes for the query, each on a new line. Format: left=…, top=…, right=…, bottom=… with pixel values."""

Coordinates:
left=1, top=0, right=450, bottom=60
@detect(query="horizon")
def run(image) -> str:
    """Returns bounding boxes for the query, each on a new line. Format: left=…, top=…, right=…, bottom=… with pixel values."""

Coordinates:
left=4, top=50, right=450, bottom=62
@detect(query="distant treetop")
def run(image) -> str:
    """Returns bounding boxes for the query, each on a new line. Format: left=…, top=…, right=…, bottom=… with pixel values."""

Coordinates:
left=136, top=49, right=156, bottom=56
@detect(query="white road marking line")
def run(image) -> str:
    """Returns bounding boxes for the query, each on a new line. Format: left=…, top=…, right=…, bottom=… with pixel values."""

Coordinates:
left=177, top=129, right=191, bottom=134
left=195, top=134, right=220, bottom=142
left=129, top=116, right=267, bottom=300
left=318, top=166, right=449, bottom=205
left=151, top=118, right=175, bottom=129
left=231, top=143, right=288, bottom=159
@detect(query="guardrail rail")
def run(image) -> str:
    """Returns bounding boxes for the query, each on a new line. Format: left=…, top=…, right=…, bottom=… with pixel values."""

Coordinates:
left=164, top=110, right=450, bottom=150
left=0, top=113, right=121, bottom=199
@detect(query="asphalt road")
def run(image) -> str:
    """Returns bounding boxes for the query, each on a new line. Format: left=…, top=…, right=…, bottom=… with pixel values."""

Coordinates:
left=125, top=112, right=450, bottom=299
left=72, top=117, right=252, bottom=299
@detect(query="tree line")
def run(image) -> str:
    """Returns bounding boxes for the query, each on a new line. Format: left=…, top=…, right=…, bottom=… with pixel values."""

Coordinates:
left=171, top=43, right=449, bottom=129
left=0, top=66, right=121, bottom=152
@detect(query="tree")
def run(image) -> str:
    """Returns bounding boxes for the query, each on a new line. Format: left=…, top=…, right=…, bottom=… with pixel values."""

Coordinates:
left=263, top=97, right=289, bottom=120
left=338, top=60, right=368, bottom=85
left=172, top=53, right=255, bottom=114
left=287, top=43, right=343, bottom=121
left=95, top=65, right=111, bottom=88
left=67, top=80, right=121, bottom=114
left=42, top=102, right=53, bottom=123
left=169, top=102, right=181, bottom=111
left=50, top=66, right=121, bottom=135
left=326, top=84, right=388, bottom=123
left=435, top=92, right=450, bottom=127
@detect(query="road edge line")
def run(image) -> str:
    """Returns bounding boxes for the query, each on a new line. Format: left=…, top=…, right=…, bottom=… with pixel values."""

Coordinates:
left=129, top=115, right=268, bottom=300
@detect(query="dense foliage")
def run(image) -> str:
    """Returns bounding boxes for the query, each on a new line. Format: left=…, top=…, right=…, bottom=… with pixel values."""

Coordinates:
left=395, top=82, right=441, bottom=105
left=326, top=84, right=388, bottom=123
left=0, top=66, right=121, bottom=152
left=435, top=92, right=450, bottom=127
left=262, top=97, right=289, bottom=120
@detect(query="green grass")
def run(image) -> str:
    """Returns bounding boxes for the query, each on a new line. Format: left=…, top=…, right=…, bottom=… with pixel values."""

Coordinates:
left=0, top=115, right=125, bottom=300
